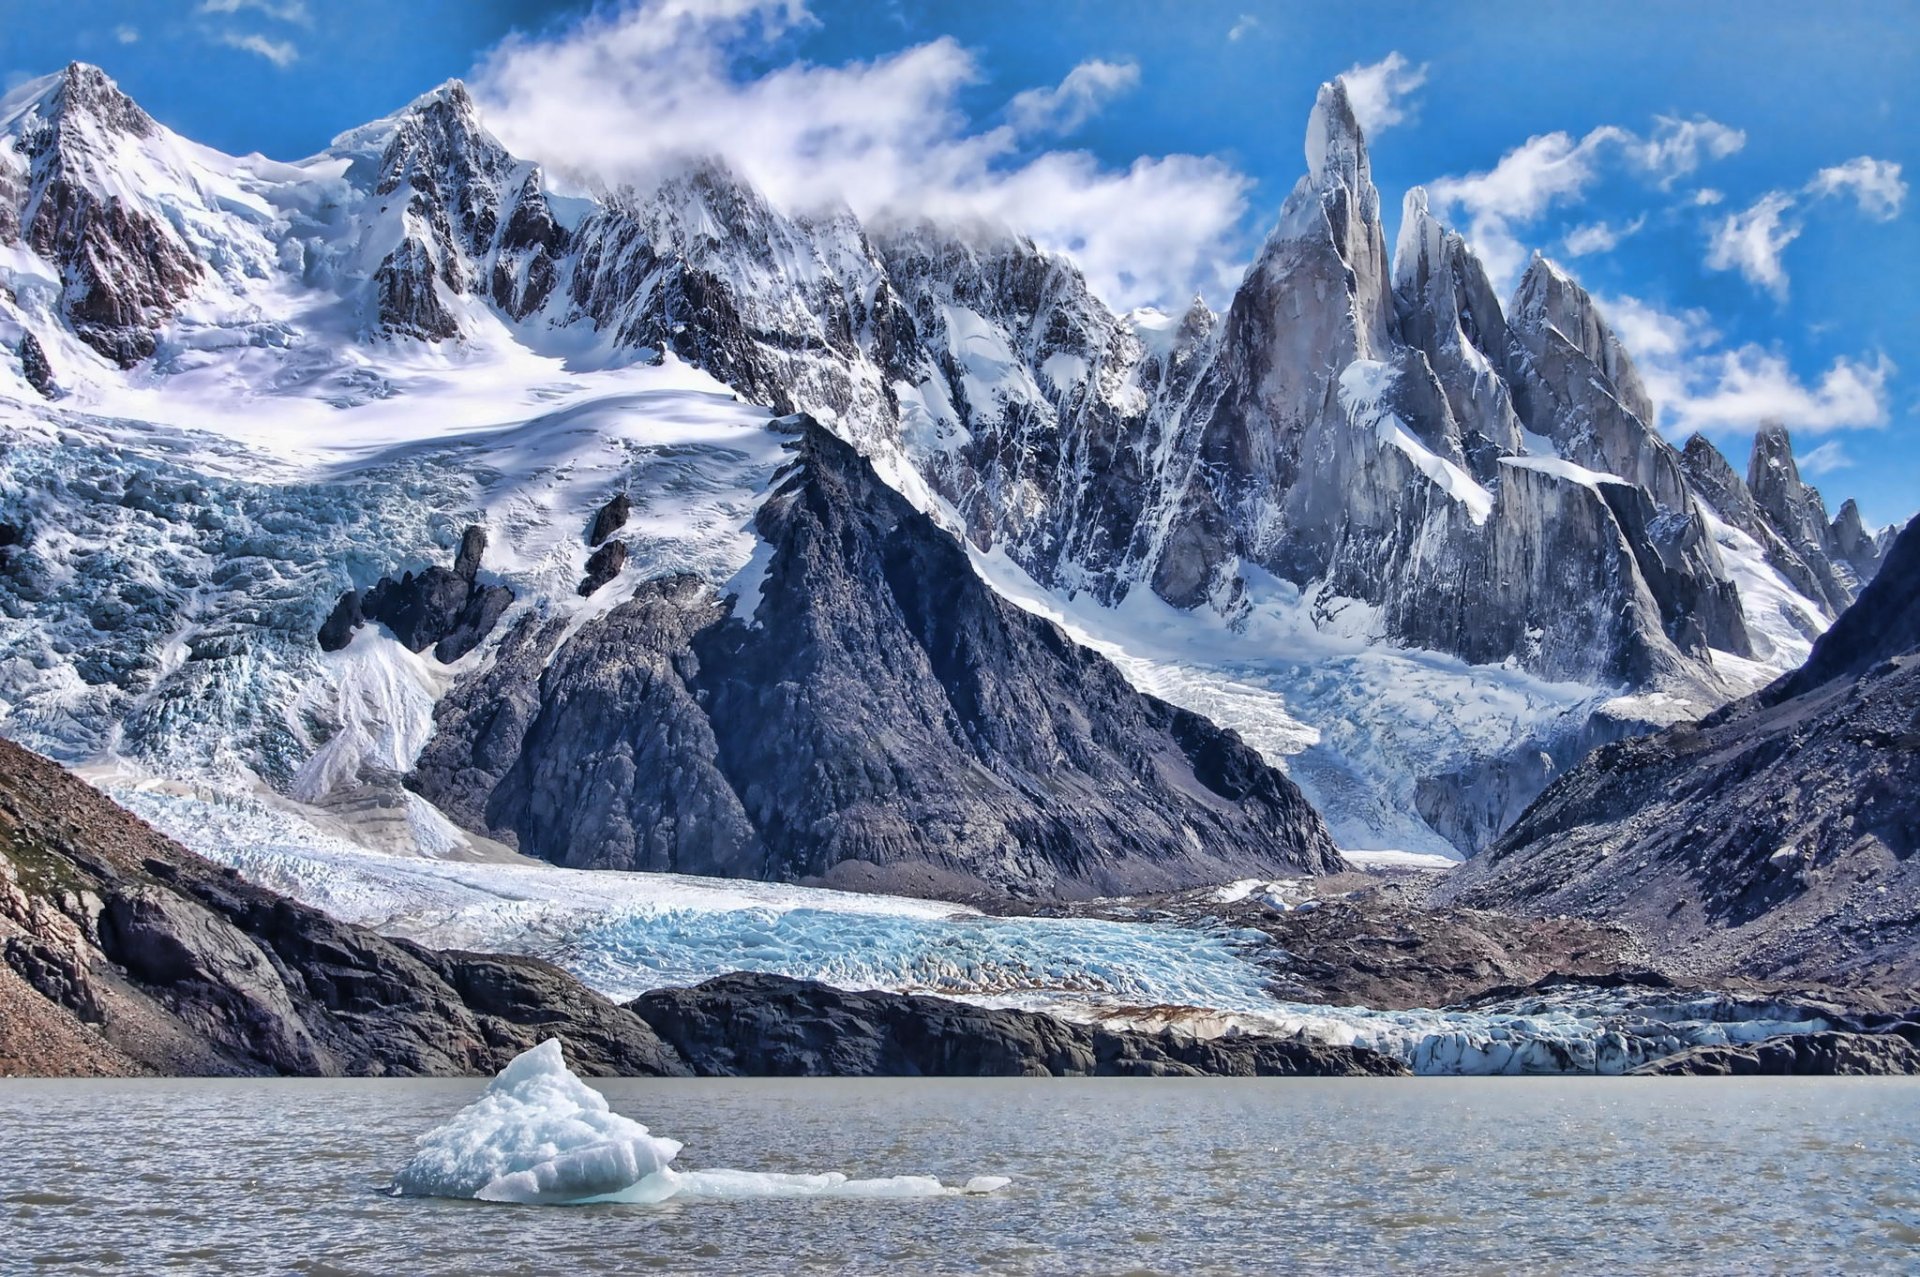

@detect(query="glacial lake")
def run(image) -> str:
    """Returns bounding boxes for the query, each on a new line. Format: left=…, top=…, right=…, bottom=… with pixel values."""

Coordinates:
left=4, top=1077, right=1919, bottom=1274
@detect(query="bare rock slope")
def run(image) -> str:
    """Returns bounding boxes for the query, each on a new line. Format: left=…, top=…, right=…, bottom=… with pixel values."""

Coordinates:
left=1443, top=516, right=1920, bottom=989
left=413, top=421, right=1344, bottom=898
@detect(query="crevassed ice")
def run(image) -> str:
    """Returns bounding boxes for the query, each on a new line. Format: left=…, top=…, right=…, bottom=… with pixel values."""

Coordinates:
left=392, top=1040, right=1008, bottom=1205
left=121, top=785, right=1836, bottom=1078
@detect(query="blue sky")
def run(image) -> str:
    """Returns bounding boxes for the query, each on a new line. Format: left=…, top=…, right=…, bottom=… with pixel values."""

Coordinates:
left=4, top=0, right=1915, bottom=524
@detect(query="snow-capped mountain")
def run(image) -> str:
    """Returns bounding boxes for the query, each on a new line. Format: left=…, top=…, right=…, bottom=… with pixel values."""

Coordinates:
left=0, top=63, right=1892, bottom=878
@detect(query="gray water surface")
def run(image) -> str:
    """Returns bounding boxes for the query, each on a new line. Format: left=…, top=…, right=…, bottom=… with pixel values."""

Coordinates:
left=3, top=1077, right=1918, bottom=1274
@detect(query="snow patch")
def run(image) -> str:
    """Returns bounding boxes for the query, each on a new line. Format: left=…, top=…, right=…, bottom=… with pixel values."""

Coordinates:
left=1339, top=360, right=1492, bottom=525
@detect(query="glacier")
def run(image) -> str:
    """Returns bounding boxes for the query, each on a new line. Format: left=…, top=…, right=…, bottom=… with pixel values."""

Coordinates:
left=112, top=780, right=1836, bottom=1077
left=393, top=1039, right=1008, bottom=1204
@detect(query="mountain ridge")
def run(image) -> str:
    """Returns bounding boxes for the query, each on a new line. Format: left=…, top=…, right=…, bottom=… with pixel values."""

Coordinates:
left=0, top=60, right=1897, bottom=868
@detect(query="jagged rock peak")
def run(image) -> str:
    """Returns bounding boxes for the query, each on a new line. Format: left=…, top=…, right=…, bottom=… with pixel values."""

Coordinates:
left=1830, top=498, right=1887, bottom=580
left=6, top=63, right=156, bottom=140
left=406, top=78, right=479, bottom=115
left=1508, top=254, right=1653, bottom=424
left=375, top=80, right=511, bottom=196
left=1748, top=421, right=1802, bottom=488
left=1305, top=78, right=1374, bottom=211
left=1391, top=186, right=1447, bottom=290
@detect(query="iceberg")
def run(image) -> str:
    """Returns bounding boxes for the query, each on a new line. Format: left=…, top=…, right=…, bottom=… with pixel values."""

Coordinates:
left=391, top=1040, right=1009, bottom=1205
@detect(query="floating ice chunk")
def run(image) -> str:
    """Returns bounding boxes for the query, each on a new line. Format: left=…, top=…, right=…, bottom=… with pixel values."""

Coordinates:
left=617, top=1169, right=954, bottom=1203
left=962, top=1176, right=1014, bottom=1195
left=393, top=1041, right=1010, bottom=1206
left=392, top=1039, right=682, bottom=1204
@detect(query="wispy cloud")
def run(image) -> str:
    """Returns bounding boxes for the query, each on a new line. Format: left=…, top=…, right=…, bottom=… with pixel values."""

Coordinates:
left=113, top=24, right=140, bottom=44
left=1798, top=440, right=1855, bottom=475
left=1705, top=191, right=1800, bottom=299
left=1601, top=293, right=1892, bottom=436
left=1630, top=116, right=1745, bottom=188
left=198, top=0, right=310, bottom=22
left=218, top=31, right=299, bottom=67
left=471, top=0, right=1252, bottom=310
left=1562, top=214, right=1645, bottom=257
left=1705, top=158, right=1905, bottom=298
left=1227, top=14, right=1259, bottom=41
left=1427, top=115, right=1745, bottom=288
left=1809, top=156, right=1907, bottom=220
left=1337, top=52, right=1426, bottom=138
left=1007, top=59, right=1139, bottom=136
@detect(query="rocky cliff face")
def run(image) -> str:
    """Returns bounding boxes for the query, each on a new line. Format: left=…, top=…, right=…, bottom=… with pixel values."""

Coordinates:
left=1746, top=422, right=1882, bottom=609
left=364, top=83, right=570, bottom=337
left=1441, top=516, right=1920, bottom=987
left=1, top=65, right=205, bottom=365
left=412, top=421, right=1342, bottom=898
left=0, top=736, right=687, bottom=1077
left=1680, top=426, right=1890, bottom=663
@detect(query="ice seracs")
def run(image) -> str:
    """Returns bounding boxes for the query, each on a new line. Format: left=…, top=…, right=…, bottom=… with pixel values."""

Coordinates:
left=393, top=1039, right=1007, bottom=1204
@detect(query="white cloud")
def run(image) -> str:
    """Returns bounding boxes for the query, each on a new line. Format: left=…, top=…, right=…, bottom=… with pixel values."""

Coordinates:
left=1705, top=191, right=1800, bottom=299
left=1628, top=116, right=1745, bottom=187
left=1691, top=188, right=1725, bottom=206
left=1426, top=127, right=1625, bottom=286
left=219, top=32, right=299, bottom=66
left=1227, top=14, right=1259, bottom=41
left=1798, top=440, right=1855, bottom=475
left=1601, top=294, right=1892, bottom=436
left=1337, top=52, right=1426, bottom=138
left=470, top=0, right=1251, bottom=309
left=1702, top=157, right=1904, bottom=298
left=1427, top=114, right=1743, bottom=289
left=113, top=25, right=140, bottom=44
left=1562, top=214, right=1645, bottom=257
left=1810, top=156, right=1907, bottom=220
left=1007, top=59, right=1139, bottom=136
left=198, top=0, right=309, bottom=22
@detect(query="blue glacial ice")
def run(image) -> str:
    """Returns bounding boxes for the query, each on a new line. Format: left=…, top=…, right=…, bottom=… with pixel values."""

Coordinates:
left=118, top=785, right=1837, bottom=1078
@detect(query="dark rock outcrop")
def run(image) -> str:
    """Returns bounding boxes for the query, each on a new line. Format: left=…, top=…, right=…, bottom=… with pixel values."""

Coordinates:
left=587, top=493, right=631, bottom=546
left=1442, top=516, right=1920, bottom=988
left=414, top=422, right=1343, bottom=897
left=1633, top=1030, right=1920, bottom=1076
left=0, top=736, right=686, bottom=1077
left=577, top=540, right=626, bottom=596
left=316, top=523, right=512, bottom=662
left=17, top=331, right=58, bottom=399
left=629, top=972, right=1408, bottom=1077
